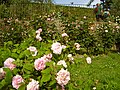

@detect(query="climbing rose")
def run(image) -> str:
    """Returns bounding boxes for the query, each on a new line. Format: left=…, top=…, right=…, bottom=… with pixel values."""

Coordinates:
left=62, top=33, right=68, bottom=37
left=86, top=57, right=92, bottom=64
left=12, top=75, right=24, bottom=89
left=34, top=58, right=46, bottom=70
left=27, top=79, right=39, bottom=90
left=51, top=42, right=62, bottom=54
left=56, top=68, right=70, bottom=86
left=27, top=46, right=38, bottom=56
left=57, top=60, right=67, bottom=68
left=4, top=58, right=16, bottom=70
left=0, top=68, right=6, bottom=79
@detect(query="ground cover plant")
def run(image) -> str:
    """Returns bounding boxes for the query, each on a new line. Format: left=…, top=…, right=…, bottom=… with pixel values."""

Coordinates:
left=0, top=2, right=120, bottom=90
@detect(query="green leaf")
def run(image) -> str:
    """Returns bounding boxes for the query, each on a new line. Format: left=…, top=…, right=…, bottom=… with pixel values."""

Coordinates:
left=41, top=68, right=51, bottom=74
left=23, top=63, right=34, bottom=72
left=7, top=41, right=13, bottom=45
left=41, top=74, right=51, bottom=83
left=12, top=68, right=18, bottom=75
left=11, top=53, right=18, bottom=59
left=49, top=79, right=56, bottom=86
left=3, top=68, right=13, bottom=83
left=18, top=84, right=25, bottom=90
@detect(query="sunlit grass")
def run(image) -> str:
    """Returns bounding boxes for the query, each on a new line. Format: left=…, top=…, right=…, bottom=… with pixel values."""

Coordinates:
left=67, top=53, right=120, bottom=90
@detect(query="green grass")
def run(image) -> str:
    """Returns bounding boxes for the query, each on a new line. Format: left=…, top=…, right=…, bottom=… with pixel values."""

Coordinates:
left=67, top=53, right=120, bottom=90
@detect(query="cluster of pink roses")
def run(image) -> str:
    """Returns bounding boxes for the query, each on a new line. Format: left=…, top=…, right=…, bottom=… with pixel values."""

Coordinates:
left=27, top=46, right=38, bottom=56
left=51, top=42, right=66, bottom=54
left=56, top=68, right=70, bottom=89
left=12, top=75, right=39, bottom=90
left=36, top=28, right=42, bottom=41
left=34, top=53, right=52, bottom=70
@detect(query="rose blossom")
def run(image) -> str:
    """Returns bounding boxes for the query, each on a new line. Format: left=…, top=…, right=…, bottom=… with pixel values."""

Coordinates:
left=61, top=33, right=68, bottom=37
left=51, top=42, right=63, bottom=54
left=67, top=54, right=74, bottom=63
left=86, top=57, right=92, bottom=64
left=36, top=28, right=42, bottom=34
left=67, top=54, right=72, bottom=58
left=27, top=46, right=38, bottom=56
left=62, top=45, right=66, bottom=49
left=74, top=43, right=80, bottom=50
left=34, top=58, right=46, bottom=70
left=12, top=75, right=24, bottom=89
left=36, top=34, right=42, bottom=41
left=44, top=53, right=52, bottom=62
left=56, top=68, right=70, bottom=86
left=0, top=68, right=6, bottom=79
left=4, top=58, right=16, bottom=70
left=47, top=18, right=51, bottom=21
left=57, top=60, right=67, bottom=68
left=27, top=79, right=39, bottom=90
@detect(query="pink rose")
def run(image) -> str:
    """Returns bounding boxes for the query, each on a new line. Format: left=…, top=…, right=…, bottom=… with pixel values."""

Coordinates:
left=57, top=60, right=67, bottom=68
left=46, top=53, right=52, bottom=59
left=36, top=35, right=42, bottom=41
left=36, top=28, right=42, bottom=34
left=62, top=33, right=68, bottom=37
left=27, top=79, right=39, bottom=90
left=34, top=58, right=46, bottom=70
left=74, top=43, right=80, bottom=50
left=43, top=53, right=52, bottom=62
left=12, top=75, right=24, bottom=89
left=51, top=42, right=62, bottom=54
left=27, top=46, right=38, bottom=56
left=4, top=58, right=16, bottom=70
left=56, top=68, right=70, bottom=86
left=0, top=68, right=6, bottom=80
left=47, top=18, right=51, bottom=21
left=62, top=45, right=66, bottom=49
left=86, top=57, right=92, bottom=64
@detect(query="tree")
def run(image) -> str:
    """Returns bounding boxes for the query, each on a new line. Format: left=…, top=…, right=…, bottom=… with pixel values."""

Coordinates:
left=110, top=0, right=120, bottom=16
left=87, top=0, right=113, bottom=10
left=0, top=0, right=10, bottom=4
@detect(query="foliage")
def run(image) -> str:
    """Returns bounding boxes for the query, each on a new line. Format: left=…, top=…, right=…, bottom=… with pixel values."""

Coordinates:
left=110, top=0, right=120, bottom=16
left=67, top=53, right=120, bottom=89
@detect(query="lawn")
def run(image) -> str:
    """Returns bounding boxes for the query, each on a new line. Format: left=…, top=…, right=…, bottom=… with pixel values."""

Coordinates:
left=67, top=53, right=120, bottom=90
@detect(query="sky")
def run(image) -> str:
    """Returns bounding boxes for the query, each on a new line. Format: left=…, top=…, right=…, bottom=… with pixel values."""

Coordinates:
left=54, top=0, right=100, bottom=5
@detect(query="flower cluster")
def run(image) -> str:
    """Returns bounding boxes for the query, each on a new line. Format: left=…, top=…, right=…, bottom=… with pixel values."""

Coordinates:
left=36, top=28, right=42, bottom=41
left=27, top=46, right=38, bottom=56
left=34, top=53, right=52, bottom=70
